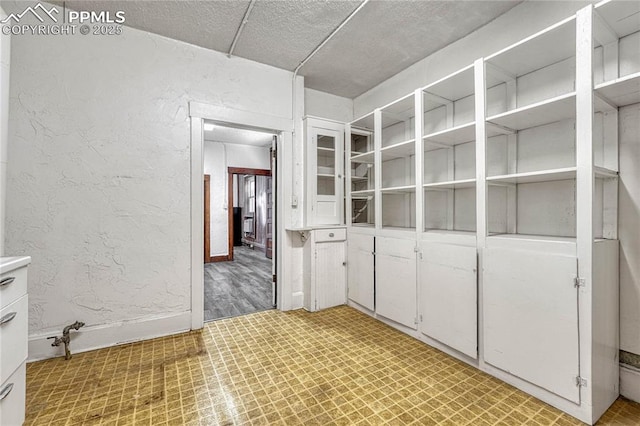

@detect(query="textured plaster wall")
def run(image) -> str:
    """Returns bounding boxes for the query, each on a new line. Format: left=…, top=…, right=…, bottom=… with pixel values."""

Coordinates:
left=0, top=5, right=9, bottom=257
left=203, top=142, right=270, bottom=256
left=6, top=22, right=293, bottom=335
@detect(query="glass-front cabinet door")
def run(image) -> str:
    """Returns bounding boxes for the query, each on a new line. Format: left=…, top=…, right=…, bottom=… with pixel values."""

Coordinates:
left=306, top=118, right=345, bottom=226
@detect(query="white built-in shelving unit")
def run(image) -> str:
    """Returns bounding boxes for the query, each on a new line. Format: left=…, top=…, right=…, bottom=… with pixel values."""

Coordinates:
left=343, top=2, right=634, bottom=423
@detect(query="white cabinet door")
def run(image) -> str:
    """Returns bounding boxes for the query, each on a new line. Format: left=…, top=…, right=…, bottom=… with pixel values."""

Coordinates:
left=484, top=247, right=580, bottom=403
left=376, top=236, right=417, bottom=329
left=307, top=118, right=344, bottom=226
left=315, top=241, right=347, bottom=310
left=420, top=242, right=477, bottom=359
left=347, top=233, right=374, bottom=310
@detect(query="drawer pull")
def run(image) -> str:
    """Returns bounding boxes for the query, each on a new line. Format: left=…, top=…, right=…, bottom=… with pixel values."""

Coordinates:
left=0, top=312, right=17, bottom=325
left=0, top=383, right=13, bottom=401
left=329, top=233, right=335, bottom=237
left=0, top=277, right=15, bottom=287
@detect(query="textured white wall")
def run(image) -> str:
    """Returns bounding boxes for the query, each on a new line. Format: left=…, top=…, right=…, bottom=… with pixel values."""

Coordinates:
left=304, top=88, right=353, bottom=123
left=203, top=142, right=270, bottom=256
left=6, top=22, right=293, bottom=335
left=0, top=5, right=9, bottom=257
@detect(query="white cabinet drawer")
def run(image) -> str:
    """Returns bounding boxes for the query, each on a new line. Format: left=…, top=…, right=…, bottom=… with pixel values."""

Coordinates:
left=0, top=266, right=27, bottom=310
left=314, top=228, right=346, bottom=242
left=0, top=295, right=28, bottom=385
left=0, top=362, right=26, bottom=426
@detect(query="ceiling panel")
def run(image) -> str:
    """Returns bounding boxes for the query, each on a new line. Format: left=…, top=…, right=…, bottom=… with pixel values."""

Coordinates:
left=233, top=0, right=361, bottom=71
left=51, top=0, right=251, bottom=53
left=301, top=0, right=522, bottom=98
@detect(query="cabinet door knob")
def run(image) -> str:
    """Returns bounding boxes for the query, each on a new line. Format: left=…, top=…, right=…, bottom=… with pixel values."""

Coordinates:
left=329, top=233, right=334, bottom=237
left=0, top=277, right=15, bottom=287
left=0, top=383, right=13, bottom=401
left=342, top=262, right=347, bottom=266
left=0, top=312, right=17, bottom=326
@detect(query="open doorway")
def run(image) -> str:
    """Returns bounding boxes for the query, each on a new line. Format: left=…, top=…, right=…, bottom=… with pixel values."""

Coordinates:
left=202, top=121, right=276, bottom=322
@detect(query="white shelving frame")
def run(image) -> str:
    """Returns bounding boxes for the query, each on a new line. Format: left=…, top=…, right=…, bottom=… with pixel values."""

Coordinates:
left=344, top=3, right=625, bottom=424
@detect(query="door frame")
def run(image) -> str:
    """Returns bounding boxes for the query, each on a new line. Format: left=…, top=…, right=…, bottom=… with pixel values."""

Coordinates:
left=226, top=167, right=272, bottom=262
left=204, top=175, right=210, bottom=263
left=189, top=101, right=292, bottom=330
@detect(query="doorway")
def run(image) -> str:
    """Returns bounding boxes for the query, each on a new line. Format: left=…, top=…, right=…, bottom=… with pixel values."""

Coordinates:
left=202, top=122, right=277, bottom=322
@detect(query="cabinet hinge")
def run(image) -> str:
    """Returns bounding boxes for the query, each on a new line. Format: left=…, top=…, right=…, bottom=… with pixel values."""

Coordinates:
left=574, top=276, right=586, bottom=288
left=575, top=376, right=588, bottom=388
left=414, top=246, right=420, bottom=253
left=419, top=314, right=423, bottom=322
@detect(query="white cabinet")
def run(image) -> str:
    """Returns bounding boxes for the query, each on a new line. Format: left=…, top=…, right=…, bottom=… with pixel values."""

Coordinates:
left=484, top=246, right=580, bottom=403
left=305, top=118, right=345, bottom=226
left=346, top=232, right=374, bottom=311
left=343, top=3, right=625, bottom=423
left=419, top=241, right=477, bottom=359
left=303, top=228, right=347, bottom=312
left=0, top=256, right=30, bottom=426
left=375, top=236, right=417, bottom=329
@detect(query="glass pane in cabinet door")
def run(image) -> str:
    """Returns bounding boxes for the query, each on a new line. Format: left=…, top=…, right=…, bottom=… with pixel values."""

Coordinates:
left=317, top=135, right=336, bottom=196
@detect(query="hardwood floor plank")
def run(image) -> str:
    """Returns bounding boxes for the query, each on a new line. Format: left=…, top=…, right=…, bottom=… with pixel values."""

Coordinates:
left=204, top=246, right=273, bottom=321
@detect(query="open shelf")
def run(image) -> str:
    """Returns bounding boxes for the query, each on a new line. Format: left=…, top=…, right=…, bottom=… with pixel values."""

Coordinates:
left=381, top=139, right=415, bottom=160
left=351, top=189, right=374, bottom=197
left=487, top=167, right=576, bottom=185
left=485, top=16, right=576, bottom=82
left=423, top=65, right=475, bottom=108
left=423, top=122, right=475, bottom=146
left=351, top=151, right=374, bottom=164
left=595, top=0, right=640, bottom=39
left=487, top=92, right=576, bottom=131
left=381, top=93, right=415, bottom=128
left=595, top=72, right=640, bottom=107
left=488, top=233, right=577, bottom=244
left=423, top=179, right=476, bottom=190
left=380, top=185, right=416, bottom=194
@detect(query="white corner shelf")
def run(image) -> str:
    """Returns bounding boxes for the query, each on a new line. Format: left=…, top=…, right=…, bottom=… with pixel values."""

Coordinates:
left=595, top=72, right=640, bottom=107
left=423, top=178, right=476, bottom=190
left=487, top=167, right=577, bottom=185
left=381, top=139, right=415, bottom=160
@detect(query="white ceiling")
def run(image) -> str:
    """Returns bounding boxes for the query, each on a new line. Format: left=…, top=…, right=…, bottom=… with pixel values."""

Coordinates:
left=38, top=0, right=522, bottom=98
left=204, top=123, right=274, bottom=147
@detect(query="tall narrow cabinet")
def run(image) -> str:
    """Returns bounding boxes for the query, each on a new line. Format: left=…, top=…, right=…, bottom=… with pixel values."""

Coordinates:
left=344, top=2, right=633, bottom=423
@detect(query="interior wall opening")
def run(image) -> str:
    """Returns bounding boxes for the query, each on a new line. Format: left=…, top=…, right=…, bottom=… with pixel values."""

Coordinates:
left=202, top=121, right=277, bottom=322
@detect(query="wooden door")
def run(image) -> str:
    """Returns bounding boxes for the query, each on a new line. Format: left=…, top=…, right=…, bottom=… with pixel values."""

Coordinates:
left=265, top=176, right=273, bottom=259
left=420, top=242, right=477, bottom=358
left=483, top=247, right=580, bottom=403
left=375, top=236, right=417, bottom=329
left=347, top=233, right=375, bottom=310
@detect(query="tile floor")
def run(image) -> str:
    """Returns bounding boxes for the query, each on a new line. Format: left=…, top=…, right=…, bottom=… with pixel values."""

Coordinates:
left=25, top=306, right=640, bottom=425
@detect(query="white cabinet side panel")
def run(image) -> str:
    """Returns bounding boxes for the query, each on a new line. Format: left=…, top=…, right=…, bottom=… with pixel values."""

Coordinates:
left=420, top=243, right=477, bottom=358
left=347, top=233, right=375, bottom=310
left=376, top=237, right=417, bottom=329
left=592, top=240, right=619, bottom=420
left=483, top=247, right=580, bottom=403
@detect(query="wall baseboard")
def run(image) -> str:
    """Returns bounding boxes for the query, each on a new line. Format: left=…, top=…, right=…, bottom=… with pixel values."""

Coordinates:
left=620, top=364, right=640, bottom=403
left=291, top=291, right=304, bottom=309
left=28, top=311, right=192, bottom=362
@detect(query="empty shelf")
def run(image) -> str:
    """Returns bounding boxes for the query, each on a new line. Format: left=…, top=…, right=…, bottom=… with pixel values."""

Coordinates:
left=351, top=151, right=375, bottom=164
left=487, top=167, right=577, bottom=184
left=423, top=122, right=475, bottom=146
left=423, top=179, right=476, bottom=190
left=487, top=92, right=576, bottom=131
left=595, top=72, right=640, bottom=107
left=381, top=139, right=415, bottom=160
left=380, top=185, right=416, bottom=193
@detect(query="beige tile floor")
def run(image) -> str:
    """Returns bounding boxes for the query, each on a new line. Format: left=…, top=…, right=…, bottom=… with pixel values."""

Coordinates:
left=25, top=306, right=640, bottom=425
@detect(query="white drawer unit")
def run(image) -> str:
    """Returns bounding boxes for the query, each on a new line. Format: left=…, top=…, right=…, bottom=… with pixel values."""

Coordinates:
left=0, top=256, right=30, bottom=426
left=0, top=295, right=28, bottom=385
left=0, top=362, right=26, bottom=426
left=303, top=228, right=347, bottom=312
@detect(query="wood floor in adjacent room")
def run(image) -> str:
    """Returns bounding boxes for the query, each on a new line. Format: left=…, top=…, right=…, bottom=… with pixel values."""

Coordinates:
left=204, top=246, right=273, bottom=322
left=24, top=306, right=640, bottom=425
